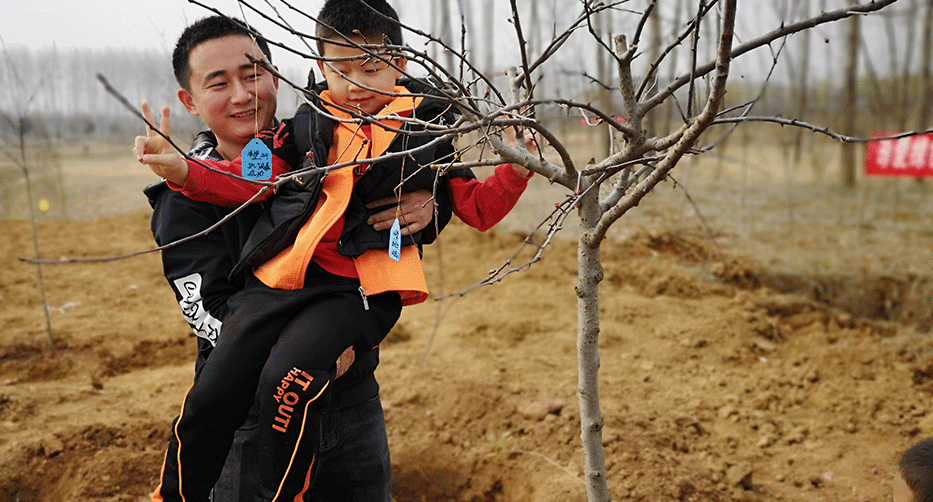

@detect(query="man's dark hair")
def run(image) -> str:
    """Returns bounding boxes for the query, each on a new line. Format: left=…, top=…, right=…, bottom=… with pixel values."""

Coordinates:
left=172, top=15, right=273, bottom=89
left=315, top=0, right=403, bottom=55
left=901, top=438, right=933, bottom=502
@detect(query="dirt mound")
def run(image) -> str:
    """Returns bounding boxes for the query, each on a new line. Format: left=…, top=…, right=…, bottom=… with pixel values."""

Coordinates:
left=3, top=209, right=933, bottom=502
left=1, top=421, right=166, bottom=502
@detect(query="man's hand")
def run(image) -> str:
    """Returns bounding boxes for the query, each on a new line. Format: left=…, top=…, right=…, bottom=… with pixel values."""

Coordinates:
left=335, top=346, right=355, bottom=379
left=366, top=190, right=435, bottom=236
left=133, top=101, right=189, bottom=186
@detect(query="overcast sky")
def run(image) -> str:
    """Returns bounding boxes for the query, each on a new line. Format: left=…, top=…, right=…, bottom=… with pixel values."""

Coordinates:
left=0, top=0, right=915, bottom=96
left=0, top=0, right=333, bottom=77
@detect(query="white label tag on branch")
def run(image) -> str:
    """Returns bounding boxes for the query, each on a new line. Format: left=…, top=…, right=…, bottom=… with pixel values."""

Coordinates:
left=242, top=137, right=272, bottom=181
left=389, top=218, right=401, bottom=261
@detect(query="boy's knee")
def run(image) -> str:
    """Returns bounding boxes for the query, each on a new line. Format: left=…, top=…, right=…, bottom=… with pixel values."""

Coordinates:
left=263, top=367, right=332, bottom=431
left=181, top=384, right=246, bottom=426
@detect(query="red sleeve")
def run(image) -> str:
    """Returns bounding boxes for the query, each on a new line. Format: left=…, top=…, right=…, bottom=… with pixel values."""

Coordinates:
left=449, top=163, right=532, bottom=231
left=166, top=155, right=290, bottom=208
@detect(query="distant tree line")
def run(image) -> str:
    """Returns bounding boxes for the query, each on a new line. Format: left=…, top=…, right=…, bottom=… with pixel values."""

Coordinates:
left=0, top=46, right=188, bottom=140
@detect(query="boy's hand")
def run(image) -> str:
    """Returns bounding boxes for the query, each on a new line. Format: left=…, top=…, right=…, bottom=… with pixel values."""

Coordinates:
left=335, top=346, right=355, bottom=379
left=503, top=125, right=536, bottom=177
left=366, top=190, right=435, bottom=236
left=133, top=101, right=189, bottom=186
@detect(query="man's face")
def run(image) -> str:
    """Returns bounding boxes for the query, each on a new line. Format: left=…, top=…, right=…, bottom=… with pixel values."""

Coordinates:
left=178, top=35, right=278, bottom=158
left=318, top=37, right=406, bottom=115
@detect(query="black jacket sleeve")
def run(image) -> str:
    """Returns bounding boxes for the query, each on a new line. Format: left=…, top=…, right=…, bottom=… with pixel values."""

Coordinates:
left=145, top=181, right=251, bottom=345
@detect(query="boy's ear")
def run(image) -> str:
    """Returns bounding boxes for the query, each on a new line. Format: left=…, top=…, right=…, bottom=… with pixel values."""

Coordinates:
left=395, top=57, right=407, bottom=73
left=177, top=88, right=199, bottom=116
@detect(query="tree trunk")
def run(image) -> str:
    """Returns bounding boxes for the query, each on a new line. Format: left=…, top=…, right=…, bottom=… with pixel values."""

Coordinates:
left=483, top=0, right=495, bottom=75
left=662, top=0, right=685, bottom=135
left=918, top=0, right=933, bottom=130
left=576, top=177, right=610, bottom=502
left=645, top=5, right=662, bottom=137
left=433, top=0, right=456, bottom=72
left=15, top=118, right=56, bottom=354
left=840, top=13, right=860, bottom=188
left=595, top=7, right=613, bottom=157
left=791, top=1, right=811, bottom=167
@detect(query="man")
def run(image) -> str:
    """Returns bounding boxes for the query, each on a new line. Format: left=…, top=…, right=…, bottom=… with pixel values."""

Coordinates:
left=142, top=15, right=444, bottom=501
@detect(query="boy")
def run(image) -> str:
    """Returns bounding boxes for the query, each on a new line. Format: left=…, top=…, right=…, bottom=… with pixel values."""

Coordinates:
left=895, top=437, right=933, bottom=502
left=144, top=15, right=442, bottom=502
left=138, top=1, right=534, bottom=501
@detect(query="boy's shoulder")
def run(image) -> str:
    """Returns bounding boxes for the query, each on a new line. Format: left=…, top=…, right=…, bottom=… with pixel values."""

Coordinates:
left=398, top=77, right=459, bottom=128
left=289, top=98, right=333, bottom=165
left=398, top=76, right=449, bottom=95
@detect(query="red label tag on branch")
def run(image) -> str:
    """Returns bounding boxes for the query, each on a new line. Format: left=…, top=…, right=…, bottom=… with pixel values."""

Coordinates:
left=865, top=133, right=933, bottom=177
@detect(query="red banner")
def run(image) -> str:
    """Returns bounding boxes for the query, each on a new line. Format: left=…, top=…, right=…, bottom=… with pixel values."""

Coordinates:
left=865, top=132, right=933, bottom=177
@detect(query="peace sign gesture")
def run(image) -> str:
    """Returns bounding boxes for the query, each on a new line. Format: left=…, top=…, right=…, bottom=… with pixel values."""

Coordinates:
left=133, top=101, right=189, bottom=186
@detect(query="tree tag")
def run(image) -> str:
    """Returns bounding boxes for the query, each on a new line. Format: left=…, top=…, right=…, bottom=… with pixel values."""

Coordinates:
left=241, top=137, right=272, bottom=181
left=389, top=218, right=402, bottom=261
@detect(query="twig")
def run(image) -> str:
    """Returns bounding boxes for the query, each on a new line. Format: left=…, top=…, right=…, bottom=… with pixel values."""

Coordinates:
left=440, top=192, right=584, bottom=300
left=509, top=449, right=585, bottom=484
left=18, top=186, right=271, bottom=265
left=641, top=0, right=899, bottom=115
left=710, top=117, right=933, bottom=143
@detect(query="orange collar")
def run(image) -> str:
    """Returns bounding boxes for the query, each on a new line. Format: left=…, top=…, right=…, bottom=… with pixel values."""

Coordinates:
left=320, top=87, right=424, bottom=164
left=319, top=86, right=421, bottom=121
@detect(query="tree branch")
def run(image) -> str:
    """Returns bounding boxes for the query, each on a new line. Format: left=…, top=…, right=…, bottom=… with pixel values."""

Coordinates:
left=587, top=0, right=737, bottom=247
left=641, top=0, right=898, bottom=115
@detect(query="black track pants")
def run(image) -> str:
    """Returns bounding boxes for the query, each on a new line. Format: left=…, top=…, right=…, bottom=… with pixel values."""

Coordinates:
left=153, top=268, right=402, bottom=502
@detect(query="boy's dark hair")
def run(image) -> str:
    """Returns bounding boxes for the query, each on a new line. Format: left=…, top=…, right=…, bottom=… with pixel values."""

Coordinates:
left=901, top=438, right=933, bottom=502
left=172, top=15, right=273, bottom=89
left=315, top=0, right=403, bottom=55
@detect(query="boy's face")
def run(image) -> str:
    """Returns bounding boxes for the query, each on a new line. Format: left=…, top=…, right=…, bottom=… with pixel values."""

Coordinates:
left=317, top=37, right=406, bottom=115
left=178, top=35, right=278, bottom=158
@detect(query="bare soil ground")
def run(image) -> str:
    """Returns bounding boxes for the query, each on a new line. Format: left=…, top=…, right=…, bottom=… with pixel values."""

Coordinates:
left=2, top=132, right=933, bottom=501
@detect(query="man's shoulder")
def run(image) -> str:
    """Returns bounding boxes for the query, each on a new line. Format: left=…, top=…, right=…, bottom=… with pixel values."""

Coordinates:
left=188, top=130, right=223, bottom=160
left=148, top=178, right=212, bottom=215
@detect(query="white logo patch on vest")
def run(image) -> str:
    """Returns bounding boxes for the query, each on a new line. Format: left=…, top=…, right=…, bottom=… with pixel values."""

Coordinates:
left=173, top=273, right=223, bottom=345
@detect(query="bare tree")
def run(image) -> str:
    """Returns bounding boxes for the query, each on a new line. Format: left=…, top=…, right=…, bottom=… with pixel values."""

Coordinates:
left=0, top=41, right=57, bottom=354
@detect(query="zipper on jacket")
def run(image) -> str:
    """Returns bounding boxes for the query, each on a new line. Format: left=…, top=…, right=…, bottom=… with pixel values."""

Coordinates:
left=359, top=286, right=370, bottom=311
